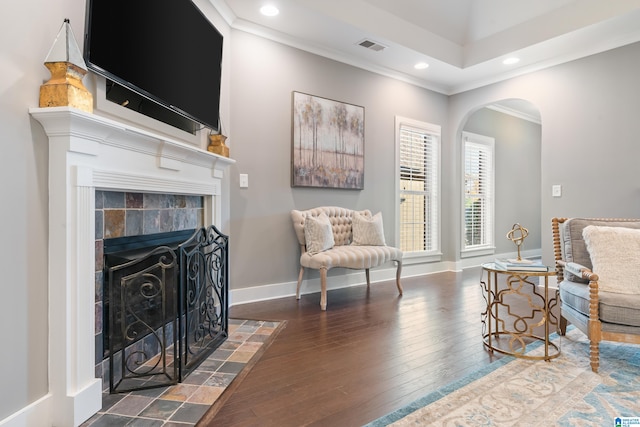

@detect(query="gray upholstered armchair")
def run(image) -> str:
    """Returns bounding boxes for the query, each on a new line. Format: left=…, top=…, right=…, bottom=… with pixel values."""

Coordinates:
left=552, top=217, right=640, bottom=372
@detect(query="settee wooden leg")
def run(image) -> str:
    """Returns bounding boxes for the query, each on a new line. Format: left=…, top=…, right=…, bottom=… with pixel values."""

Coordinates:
left=395, top=261, right=403, bottom=295
left=320, top=268, right=328, bottom=310
left=365, top=269, right=370, bottom=287
left=296, top=267, right=305, bottom=300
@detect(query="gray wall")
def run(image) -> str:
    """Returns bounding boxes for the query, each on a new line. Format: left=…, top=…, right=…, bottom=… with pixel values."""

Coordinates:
left=448, top=41, right=640, bottom=265
left=464, top=108, right=542, bottom=255
left=0, top=0, right=84, bottom=419
left=228, top=30, right=448, bottom=290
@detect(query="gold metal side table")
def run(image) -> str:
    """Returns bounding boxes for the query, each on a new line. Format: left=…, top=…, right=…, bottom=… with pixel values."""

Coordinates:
left=481, top=263, right=561, bottom=361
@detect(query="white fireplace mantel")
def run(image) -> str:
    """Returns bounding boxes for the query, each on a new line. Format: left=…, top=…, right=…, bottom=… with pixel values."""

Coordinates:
left=29, top=106, right=234, bottom=426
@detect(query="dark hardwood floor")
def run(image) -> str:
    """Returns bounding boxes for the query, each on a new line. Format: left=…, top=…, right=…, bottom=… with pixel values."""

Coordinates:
left=200, top=267, right=551, bottom=427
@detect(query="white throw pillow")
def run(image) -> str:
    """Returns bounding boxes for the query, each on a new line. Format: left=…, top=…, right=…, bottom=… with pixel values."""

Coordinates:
left=582, top=225, right=640, bottom=294
left=352, top=211, right=386, bottom=246
left=304, top=212, right=335, bottom=255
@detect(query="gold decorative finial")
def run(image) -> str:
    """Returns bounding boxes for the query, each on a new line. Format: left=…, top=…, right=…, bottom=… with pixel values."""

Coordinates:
left=506, top=223, right=529, bottom=261
left=39, top=19, right=93, bottom=112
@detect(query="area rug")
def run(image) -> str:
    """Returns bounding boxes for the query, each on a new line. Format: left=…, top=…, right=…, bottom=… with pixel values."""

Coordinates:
left=366, top=328, right=640, bottom=426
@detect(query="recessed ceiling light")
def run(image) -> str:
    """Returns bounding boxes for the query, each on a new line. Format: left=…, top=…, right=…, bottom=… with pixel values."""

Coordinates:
left=260, top=5, right=280, bottom=17
left=414, top=62, right=429, bottom=70
left=503, top=57, right=520, bottom=65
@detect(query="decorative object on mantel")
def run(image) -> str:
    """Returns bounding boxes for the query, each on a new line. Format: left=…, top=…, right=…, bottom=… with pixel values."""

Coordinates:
left=39, top=19, right=93, bottom=112
left=207, top=116, right=230, bottom=157
left=208, top=133, right=229, bottom=157
left=506, top=223, right=529, bottom=261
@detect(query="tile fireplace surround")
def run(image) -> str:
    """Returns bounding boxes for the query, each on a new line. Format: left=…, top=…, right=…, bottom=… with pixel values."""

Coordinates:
left=29, top=106, right=234, bottom=427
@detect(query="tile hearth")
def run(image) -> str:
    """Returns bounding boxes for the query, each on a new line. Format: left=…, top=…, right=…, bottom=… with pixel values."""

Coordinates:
left=82, top=319, right=280, bottom=426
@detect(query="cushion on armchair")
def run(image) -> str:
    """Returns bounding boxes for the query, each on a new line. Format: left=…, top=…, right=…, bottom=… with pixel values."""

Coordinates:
left=561, top=218, right=640, bottom=283
left=560, top=280, right=640, bottom=328
left=582, top=225, right=640, bottom=294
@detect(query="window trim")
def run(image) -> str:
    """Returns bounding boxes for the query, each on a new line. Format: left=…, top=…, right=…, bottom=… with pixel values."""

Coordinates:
left=395, top=116, right=441, bottom=260
left=461, top=131, right=495, bottom=258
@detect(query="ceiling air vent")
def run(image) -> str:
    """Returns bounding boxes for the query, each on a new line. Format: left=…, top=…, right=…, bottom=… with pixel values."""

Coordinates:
left=357, top=39, right=387, bottom=52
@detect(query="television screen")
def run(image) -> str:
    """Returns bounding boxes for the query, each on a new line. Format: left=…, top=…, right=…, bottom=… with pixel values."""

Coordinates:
left=84, top=0, right=223, bottom=132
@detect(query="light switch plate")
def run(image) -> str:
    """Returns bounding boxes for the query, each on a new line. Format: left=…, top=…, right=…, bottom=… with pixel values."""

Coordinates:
left=552, top=184, right=562, bottom=197
left=239, top=173, right=249, bottom=188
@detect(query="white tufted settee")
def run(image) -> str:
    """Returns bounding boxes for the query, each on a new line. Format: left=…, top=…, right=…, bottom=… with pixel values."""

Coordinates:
left=291, top=206, right=403, bottom=310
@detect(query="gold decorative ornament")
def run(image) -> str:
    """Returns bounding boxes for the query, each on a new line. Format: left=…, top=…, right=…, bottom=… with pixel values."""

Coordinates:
left=207, top=133, right=229, bottom=157
left=506, top=223, right=529, bottom=261
left=39, top=19, right=93, bottom=112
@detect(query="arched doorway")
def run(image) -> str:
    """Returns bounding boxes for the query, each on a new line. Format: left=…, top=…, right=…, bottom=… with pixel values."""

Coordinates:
left=460, top=98, right=542, bottom=261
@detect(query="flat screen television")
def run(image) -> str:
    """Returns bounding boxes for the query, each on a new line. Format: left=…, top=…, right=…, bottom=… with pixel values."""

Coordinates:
left=84, top=0, right=223, bottom=133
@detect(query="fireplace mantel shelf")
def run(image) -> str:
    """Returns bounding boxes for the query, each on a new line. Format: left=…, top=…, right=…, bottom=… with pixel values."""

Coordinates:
left=30, top=106, right=235, bottom=176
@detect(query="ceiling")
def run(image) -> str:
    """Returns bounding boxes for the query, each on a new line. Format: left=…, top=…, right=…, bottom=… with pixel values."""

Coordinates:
left=211, top=0, right=640, bottom=120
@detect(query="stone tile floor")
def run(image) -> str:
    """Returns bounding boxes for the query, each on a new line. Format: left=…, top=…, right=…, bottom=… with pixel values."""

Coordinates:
left=81, top=319, right=281, bottom=426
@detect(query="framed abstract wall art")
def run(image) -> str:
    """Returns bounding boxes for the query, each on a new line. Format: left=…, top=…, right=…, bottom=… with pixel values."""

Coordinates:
left=291, top=91, right=364, bottom=189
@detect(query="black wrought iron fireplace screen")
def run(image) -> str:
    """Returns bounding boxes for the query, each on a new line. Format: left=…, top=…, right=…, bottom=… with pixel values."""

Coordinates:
left=103, top=225, right=229, bottom=393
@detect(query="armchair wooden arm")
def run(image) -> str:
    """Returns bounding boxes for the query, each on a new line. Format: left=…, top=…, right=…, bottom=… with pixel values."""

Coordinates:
left=556, top=260, right=599, bottom=282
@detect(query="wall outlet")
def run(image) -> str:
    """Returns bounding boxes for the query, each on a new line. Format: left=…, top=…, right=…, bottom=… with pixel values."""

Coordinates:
left=552, top=184, right=562, bottom=197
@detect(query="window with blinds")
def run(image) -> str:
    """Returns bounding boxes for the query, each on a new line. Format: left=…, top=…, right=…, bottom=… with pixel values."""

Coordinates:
left=397, top=119, right=440, bottom=254
left=463, top=132, right=494, bottom=251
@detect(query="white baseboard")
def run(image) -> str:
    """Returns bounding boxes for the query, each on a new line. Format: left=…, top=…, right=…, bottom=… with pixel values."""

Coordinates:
left=229, top=263, right=405, bottom=307
left=0, top=378, right=103, bottom=427
left=229, top=249, right=542, bottom=307
left=0, top=394, right=51, bottom=427
left=228, top=263, right=452, bottom=307
left=228, top=261, right=446, bottom=307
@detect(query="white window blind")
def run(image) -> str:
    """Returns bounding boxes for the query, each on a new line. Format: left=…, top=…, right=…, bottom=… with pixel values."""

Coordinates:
left=398, top=121, right=440, bottom=254
left=463, top=132, right=494, bottom=250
